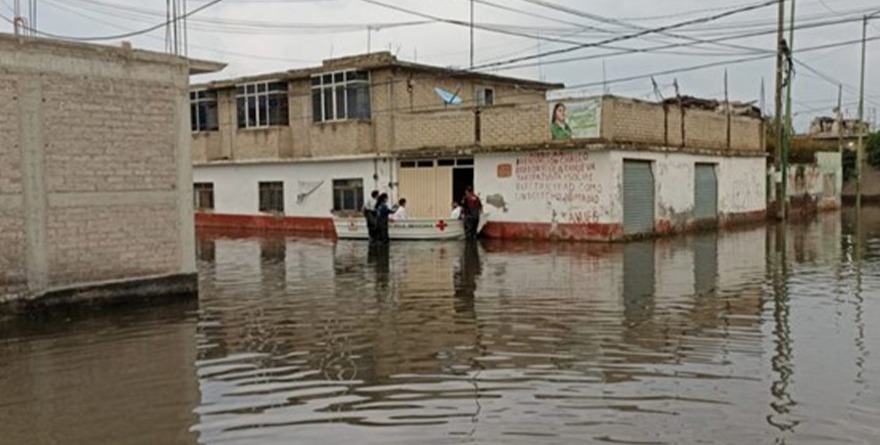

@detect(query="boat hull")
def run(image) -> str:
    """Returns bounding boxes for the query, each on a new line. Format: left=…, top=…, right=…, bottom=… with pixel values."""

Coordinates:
left=334, top=218, right=465, bottom=240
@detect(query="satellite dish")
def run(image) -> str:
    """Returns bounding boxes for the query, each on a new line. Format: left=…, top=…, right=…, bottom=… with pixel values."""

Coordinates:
left=434, top=87, right=462, bottom=106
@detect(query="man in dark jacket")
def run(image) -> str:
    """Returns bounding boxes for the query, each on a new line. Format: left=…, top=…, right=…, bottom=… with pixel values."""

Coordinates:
left=460, top=186, right=482, bottom=239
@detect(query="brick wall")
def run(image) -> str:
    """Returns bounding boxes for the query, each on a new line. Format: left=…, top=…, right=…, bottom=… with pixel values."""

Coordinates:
left=0, top=74, right=26, bottom=299
left=0, top=35, right=200, bottom=302
left=395, top=110, right=475, bottom=149
left=42, top=78, right=178, bottom=193
left=482, top=103, right=548, bottom=146
left=46, top=204, right=181, bottom=287
left=600, top=96, right=763, bottom=152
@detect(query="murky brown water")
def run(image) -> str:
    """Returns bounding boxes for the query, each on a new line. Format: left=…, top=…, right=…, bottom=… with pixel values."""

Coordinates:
left=2, top=209, right=880, bottom=445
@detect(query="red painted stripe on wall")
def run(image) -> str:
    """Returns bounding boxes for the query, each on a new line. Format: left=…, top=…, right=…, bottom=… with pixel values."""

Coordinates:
left=482, top=222, right=623, bottom=242
left=195, top=213, right=336, bottom=236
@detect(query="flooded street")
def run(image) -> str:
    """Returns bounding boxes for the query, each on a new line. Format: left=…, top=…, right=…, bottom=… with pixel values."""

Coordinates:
left=3, top=210, right=880, bottom=445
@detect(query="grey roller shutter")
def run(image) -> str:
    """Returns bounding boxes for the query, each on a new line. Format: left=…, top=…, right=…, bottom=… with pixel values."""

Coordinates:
left=623, top=161, right=655, bottom=236
left=694, top=163, right=718, bottom=221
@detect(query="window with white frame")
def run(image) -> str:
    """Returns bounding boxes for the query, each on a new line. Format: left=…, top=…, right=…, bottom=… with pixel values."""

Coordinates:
left=311, top=70, right=371, bottom=123
left=190, top=90, right=218, bottom=132
left=476, top=87, right=495, bottom=107
left=236, top=81, right=289, bottom=129
left=332, top=178, right=364, bottom=213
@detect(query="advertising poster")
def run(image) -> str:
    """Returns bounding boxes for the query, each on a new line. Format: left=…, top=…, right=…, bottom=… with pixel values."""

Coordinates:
left=549, top=97, right=602, bottom=140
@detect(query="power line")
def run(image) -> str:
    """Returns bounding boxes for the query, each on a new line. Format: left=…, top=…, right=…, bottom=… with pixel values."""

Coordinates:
left=489, top=14, right=872, bottom=72
left=557, top=34, right=880, bottom=95
left=514, top=0, right=767, bottom=54
left=472, top=0, right=761, bottom=64
left=54, top=0, right=441, bottom=35
left=37, top=0, right=320, bottom=65
left=355, top=0, right=777, bottom=71
left=469, top=0, right=778, bottom=70
left=2, top=0, right=224, bottom=41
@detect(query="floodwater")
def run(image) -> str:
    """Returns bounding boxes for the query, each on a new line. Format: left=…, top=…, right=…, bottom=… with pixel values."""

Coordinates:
left=2, top=210, right=880, bottom=445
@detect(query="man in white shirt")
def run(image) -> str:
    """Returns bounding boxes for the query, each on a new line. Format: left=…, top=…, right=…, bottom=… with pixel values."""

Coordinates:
left=392, top=198, right=408, bottom=220
left=450, top=202, right=462, bottom=219
left=363, top=190, right=379, bottom=239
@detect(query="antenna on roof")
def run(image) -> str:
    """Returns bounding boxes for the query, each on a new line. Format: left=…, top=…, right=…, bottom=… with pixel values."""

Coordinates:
left=603, top=61, right=609, bottom=95
left=651, top=77, right=664, bottom=102
left=13, top=0, right=36, bottom=37
left=165, top=0, right=189, bottom=56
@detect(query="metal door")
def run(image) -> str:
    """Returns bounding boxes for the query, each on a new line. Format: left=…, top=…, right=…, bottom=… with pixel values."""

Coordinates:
left=694, top=163, right=718, bottom=220
left=623, top=160, right=655, bottom=236
left=397, top=160, right=453, bottom=218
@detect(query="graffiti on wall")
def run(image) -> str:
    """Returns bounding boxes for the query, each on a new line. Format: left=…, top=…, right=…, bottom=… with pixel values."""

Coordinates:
left=514, top=151, right=605, bottom=223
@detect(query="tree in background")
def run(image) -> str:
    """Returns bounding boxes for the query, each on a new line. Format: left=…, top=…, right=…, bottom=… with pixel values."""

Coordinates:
left=867, top=132, right=880, bottom=168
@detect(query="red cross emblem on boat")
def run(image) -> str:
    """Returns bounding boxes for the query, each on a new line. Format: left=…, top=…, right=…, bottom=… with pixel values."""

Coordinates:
left=435, top=219, right=448, bottom=231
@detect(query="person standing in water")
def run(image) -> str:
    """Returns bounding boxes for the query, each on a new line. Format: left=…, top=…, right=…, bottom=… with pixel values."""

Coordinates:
left=460, top=186, right=483, bottom=239
left=363, top=190, right=379, bottom=240
left=375, top=193, right=391, bottom=243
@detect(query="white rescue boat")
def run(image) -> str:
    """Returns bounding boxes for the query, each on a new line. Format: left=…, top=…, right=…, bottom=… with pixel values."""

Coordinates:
left=334, top=217, right=466, bottom=240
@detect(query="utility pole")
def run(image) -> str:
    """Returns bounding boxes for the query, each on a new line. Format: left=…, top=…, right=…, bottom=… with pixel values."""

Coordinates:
left=856, top=14, right=868, bottom=209
left=782, top=0, right=796, bottom=216
left=469, top=0, right=475, bottom=69
left=773, top=0, right=786, bottom=220
left=838, top=84, right=844, bottom=155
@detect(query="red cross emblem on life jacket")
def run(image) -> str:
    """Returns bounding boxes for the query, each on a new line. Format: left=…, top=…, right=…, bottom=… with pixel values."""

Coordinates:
left=435, top=219, right=448, bottom=231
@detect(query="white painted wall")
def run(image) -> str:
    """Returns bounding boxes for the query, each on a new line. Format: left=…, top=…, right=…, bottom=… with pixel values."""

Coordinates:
left=193, top=158, right=394, bottom=217
left=605, top=151, right=766, bottom=221
left=475, top=150, right=616, bottom=225
left=476, top=149, right=766, bottom=228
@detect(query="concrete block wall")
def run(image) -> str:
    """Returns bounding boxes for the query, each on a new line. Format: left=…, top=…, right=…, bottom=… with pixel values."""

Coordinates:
left=481, top=103, right=548, bottom=146
left=395, top=110, right=475, bottom=150
left=600, top=96, right=763, bottom=153
left=0, top=35, right=200, bottom=304
left=684, top=109, right=729, bottom=150
left=601, top=98, right=667, bottom=145
left=0, top=75, right=26, bottom=298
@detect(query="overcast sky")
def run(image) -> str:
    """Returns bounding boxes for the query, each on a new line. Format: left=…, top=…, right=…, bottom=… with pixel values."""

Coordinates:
left=2, top=0, right=878, bottom=130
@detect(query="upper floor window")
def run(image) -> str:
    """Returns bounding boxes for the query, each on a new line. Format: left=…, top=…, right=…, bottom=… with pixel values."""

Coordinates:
left=191, top=90, right=218, bottom=132
left=311, top=70, right=371, bottom=123
left=237, top=81, right=289, bottom=129
left=476, top=87, right=495, bottom=107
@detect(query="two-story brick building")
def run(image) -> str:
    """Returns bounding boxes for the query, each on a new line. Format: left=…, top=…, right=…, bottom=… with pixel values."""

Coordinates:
left=192, top=52, right=768, bottom=241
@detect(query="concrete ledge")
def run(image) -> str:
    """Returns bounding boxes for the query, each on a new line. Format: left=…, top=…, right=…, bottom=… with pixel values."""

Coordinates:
left=0, top=273, right=198, bottom=317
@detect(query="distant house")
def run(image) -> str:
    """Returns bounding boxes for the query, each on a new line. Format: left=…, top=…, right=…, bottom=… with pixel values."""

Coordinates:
left=191, top=52, right=767, bottom=241
left=808, top=116, right=870, bottom=144
left=0, top=34, right=224, bottom=306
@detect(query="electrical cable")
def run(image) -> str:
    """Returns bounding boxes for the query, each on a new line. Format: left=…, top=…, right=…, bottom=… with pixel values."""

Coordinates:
left=358, top=0, right=778, bottom=71
left=3, top=0, right=225, bottom=41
